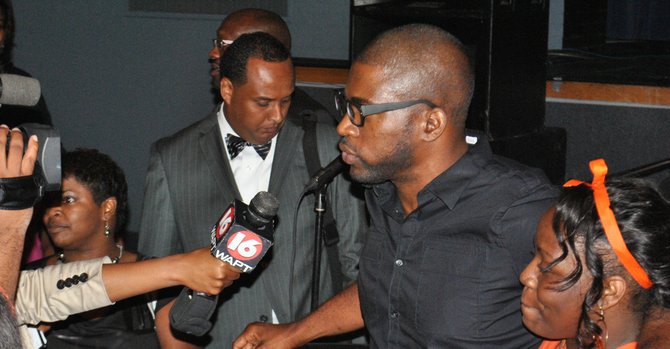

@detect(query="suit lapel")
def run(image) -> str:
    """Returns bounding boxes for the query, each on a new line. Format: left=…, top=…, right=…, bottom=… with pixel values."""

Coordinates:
left=268, top=119, right=303, bottom=195
left=198, top=112, right=242, bottom=201
left=266, top=118, right=304, bottom=322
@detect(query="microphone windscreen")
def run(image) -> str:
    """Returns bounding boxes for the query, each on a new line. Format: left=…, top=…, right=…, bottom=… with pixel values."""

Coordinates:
left=0, top=74, right=41, bottom=107
left=247, top=191, right=280, bottom=226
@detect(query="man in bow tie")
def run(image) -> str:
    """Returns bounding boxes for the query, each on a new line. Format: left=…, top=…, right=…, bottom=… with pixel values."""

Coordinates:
left=138, top=29, right=366, bottom=348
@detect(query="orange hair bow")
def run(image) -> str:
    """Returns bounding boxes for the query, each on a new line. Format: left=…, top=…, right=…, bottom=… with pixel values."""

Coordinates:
left=564, top=158, right=653, bottom=289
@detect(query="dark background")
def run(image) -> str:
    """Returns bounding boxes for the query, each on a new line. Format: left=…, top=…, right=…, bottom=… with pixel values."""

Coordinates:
left=10, top=0, right=670, bottom=232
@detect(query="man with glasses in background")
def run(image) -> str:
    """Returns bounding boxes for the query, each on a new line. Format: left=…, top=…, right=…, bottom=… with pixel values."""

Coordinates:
left=207, top=8, right=330, bottom=120
left=234, top=24, right=557, bottom=349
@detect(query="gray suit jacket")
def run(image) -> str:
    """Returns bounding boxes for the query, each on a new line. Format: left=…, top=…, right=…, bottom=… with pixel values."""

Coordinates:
left=138, top=109, right=366, bottom=347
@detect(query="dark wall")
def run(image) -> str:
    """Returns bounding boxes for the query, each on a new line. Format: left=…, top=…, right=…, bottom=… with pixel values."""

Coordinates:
left=545, top=101, right=670, bottom=182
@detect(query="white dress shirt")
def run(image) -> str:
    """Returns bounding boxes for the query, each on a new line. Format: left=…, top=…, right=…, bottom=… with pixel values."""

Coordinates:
left=217, top=104, right=277, bottom=204
left=217, top=104, right=280, bottom=323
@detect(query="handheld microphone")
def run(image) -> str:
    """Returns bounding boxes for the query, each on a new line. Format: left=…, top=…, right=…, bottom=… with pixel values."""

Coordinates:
left=169, top=191, right=279, bottom=336
left=0, top=74, right=41, bottom=107
left=303, top=156, right=347, bottom=193
left=210, top=191, right=279, bottom=272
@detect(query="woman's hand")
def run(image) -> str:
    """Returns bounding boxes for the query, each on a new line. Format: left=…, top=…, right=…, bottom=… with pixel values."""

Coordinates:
left=175, top=247, right=243, bottom=295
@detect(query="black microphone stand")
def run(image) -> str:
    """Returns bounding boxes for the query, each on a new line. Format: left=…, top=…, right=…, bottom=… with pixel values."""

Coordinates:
left=310, top=185, right=328, bottom=312
left=302, top=157, right=346, bottom=312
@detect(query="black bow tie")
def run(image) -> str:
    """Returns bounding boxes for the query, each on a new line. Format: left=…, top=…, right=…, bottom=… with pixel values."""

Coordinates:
left=226, top=134, right=271, bottom=160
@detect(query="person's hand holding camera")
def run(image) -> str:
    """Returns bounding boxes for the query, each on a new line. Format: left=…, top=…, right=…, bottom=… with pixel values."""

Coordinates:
left=0, top=124, right=39, bottom=301
left=0, top=125, right=39, bottom=179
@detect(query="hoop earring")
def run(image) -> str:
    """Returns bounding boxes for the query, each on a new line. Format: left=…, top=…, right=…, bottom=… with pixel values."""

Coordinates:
left=593, top=304, right=608, bottom=349
left=104, top=222, right=111, bottom=237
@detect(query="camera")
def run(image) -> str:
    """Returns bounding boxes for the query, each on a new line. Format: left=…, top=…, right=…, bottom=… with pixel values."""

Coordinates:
left=18, top=123, right=61, bottom=191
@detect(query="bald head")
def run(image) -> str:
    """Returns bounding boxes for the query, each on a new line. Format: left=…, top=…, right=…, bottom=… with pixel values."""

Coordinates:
left=220, top=8, right=291, bottom=50
left=356, top=24, right=474, bottom=125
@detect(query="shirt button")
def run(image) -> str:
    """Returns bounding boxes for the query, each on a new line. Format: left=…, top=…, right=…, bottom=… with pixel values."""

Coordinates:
left=394, top=259, right=404, bottom=267
left=391, top=311, right=399, bottom=319
left=259, top=315, right=269, bottom=322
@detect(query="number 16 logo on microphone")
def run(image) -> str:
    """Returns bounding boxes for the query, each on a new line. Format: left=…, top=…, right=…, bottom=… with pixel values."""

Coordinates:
left=226, top=232, right=263, bottom=261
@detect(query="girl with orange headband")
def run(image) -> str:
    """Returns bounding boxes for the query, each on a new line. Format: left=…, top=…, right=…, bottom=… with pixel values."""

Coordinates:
left=520, top=159, right=670, bottom=349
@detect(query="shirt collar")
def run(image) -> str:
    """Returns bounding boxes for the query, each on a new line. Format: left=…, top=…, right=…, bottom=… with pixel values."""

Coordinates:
left=218, top=103, right=238, bottom=139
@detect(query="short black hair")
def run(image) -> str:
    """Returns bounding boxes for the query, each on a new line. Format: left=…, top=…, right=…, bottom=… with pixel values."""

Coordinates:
left=355, top=23, right=474, bottom=125
left=62, top=148, right=129, bottom=235
left=221, top=8, right=291, bottom=50
left=219, top=31, right=291, bottom=85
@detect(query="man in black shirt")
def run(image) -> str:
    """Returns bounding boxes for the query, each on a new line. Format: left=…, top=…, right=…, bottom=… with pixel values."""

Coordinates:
left=233, top=24, right=557, bottom=348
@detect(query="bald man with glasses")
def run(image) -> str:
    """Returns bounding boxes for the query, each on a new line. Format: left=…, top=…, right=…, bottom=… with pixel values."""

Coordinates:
left=234, top=24, right=557, bottom=349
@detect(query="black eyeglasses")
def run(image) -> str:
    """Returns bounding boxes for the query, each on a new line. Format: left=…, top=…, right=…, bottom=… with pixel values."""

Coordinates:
left=334, top=89, right=436, bottom=127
